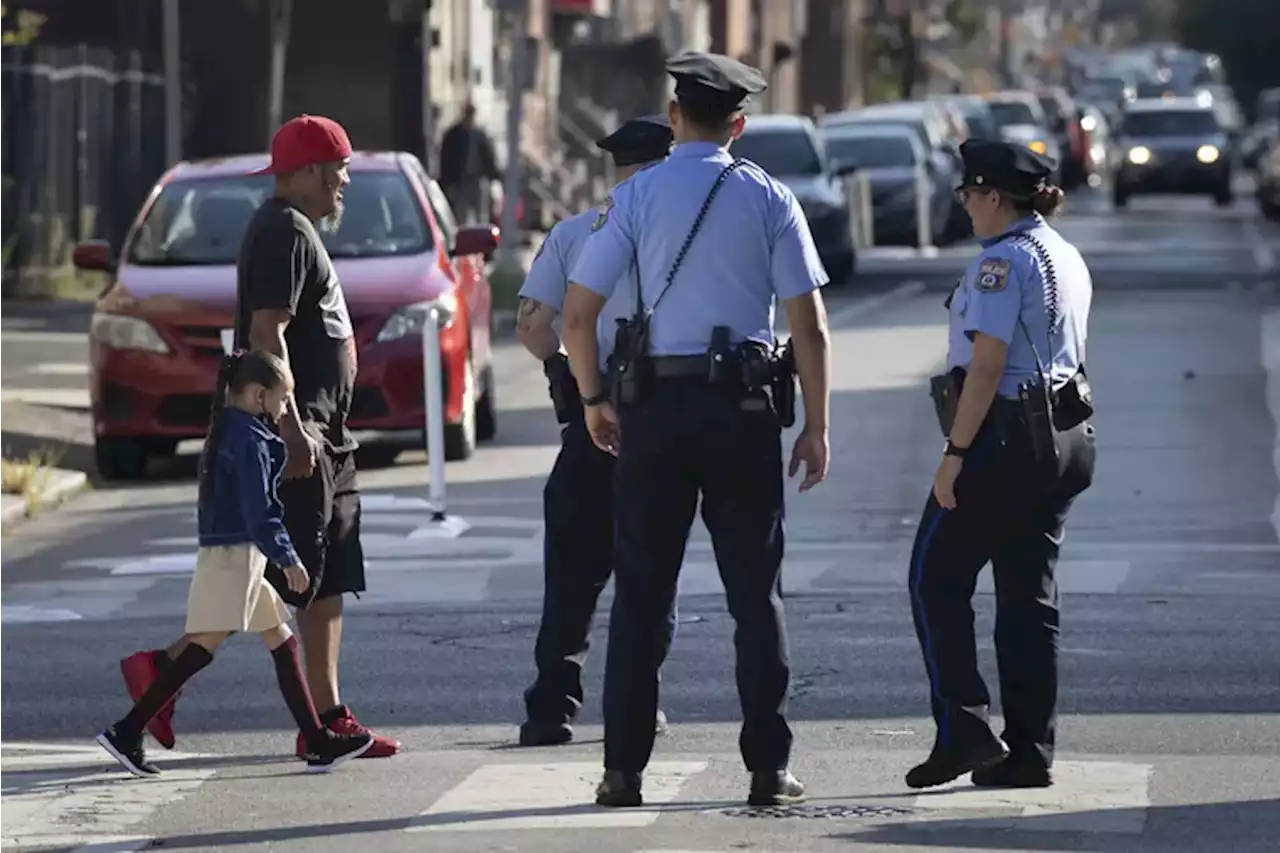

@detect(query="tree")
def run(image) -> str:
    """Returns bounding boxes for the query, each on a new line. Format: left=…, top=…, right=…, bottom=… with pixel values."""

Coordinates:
left=1, top=2, right=45, bottom=46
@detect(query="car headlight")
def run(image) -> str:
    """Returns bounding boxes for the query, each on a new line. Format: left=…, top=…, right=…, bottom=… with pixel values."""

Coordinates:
left=374, top=292, right=458, bottom=343
left=1028, top=140, right=1048, bottom=155
left=1128, top=145, right=1152, bottom=165
left=1080, top=114, right=1097, bottom=133
left=89, top=313, right=170, bottom=355
left=1196, top=144, right=1220, bottom=164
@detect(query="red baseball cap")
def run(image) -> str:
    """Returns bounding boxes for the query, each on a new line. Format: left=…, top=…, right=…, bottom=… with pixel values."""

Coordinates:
left=251, top=114, right=353, bottom=175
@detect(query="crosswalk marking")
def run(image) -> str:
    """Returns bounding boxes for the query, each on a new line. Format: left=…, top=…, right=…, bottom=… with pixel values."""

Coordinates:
left=408, top=761, right=707, bottom=832
left=1, top=741, right=215, bottom=852
left=914, top=760, right=1152, bottom=834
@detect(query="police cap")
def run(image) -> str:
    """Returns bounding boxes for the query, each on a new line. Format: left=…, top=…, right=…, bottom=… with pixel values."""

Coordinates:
left=957, top=138, right=1057, bottom=198
left=665, top=51, right=767, bottom=116
left=595, top=114, right=673, bottom=167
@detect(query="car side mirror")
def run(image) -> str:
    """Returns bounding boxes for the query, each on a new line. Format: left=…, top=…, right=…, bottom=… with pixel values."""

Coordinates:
left=453, top=224, right=499, bottom=261
left=72, top=239, right=116, bottom=274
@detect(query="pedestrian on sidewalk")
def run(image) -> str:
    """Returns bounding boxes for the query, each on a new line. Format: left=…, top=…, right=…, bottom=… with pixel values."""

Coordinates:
left=119, top=115, right=401, bottom=762
left=97, top=350, right=374, bottom=778
left=514, top=114, right=677, bottom=748
left=439, top=103, right=500, bottom=225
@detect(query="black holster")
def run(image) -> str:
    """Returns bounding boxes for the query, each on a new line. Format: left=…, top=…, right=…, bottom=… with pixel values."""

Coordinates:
left=770, top=340, right=797, bottom=428
left=608, top=315, right=654, bottom=408
left=544, top=353, right=580, bottom=424
left=1052, top=365, right=1094, bottom=431
left=929, top=367, right=965, bottom=437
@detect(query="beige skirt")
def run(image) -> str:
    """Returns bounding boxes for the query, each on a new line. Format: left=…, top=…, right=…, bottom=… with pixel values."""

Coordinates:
left=185, top=544, right=292, bottom=634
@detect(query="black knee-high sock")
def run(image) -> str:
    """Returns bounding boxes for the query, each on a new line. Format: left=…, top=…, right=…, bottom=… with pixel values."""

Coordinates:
left=270, top=636, right=325, bottom=746
left=117, top=644, right=214, bottom=738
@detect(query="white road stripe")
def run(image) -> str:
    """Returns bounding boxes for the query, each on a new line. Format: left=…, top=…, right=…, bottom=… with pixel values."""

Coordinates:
left=408, top=761, right=706, bottom=832
left=25, top=361, right=90, bottom=376
left=1, top=741, right=214, bottom=852
left=826, top=281, right=925, bottom=327
left=914, top=760, right=1152, bottom=834
left=0, top=387, right=91, bottom=407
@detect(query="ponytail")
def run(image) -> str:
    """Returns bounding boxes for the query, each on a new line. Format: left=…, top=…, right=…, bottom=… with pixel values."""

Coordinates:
left=197, top=351, right=243, bottom=508
left=1030, top=184, right=1066, bottom=218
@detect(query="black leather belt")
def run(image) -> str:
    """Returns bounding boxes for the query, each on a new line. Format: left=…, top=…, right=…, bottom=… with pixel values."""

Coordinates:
left=650, top=355, right=707, bottom=378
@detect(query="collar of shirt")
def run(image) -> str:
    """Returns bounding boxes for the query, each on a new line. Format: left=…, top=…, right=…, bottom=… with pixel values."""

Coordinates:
left=980, top=214, right=1043, bottom=248
left=222, top=406, right=280, bottom=443
left=669, top=140, right=731, bottom=160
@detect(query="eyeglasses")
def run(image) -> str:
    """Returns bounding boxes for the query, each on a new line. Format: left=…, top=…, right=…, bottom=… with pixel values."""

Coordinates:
left=954, top=187, right=995, bottom=205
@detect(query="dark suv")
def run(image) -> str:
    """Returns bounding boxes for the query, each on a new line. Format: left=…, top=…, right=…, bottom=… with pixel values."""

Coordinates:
left=1112, top=98, right=1233, bottom=208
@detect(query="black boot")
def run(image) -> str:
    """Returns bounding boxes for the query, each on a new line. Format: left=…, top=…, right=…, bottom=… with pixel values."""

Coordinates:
left=971, top=758, right=1052, bottom=788
left=748, top=769, right=807, bottom=806
left=518, top=719, right=574, bottom=746
left=906, top=734, right=1009, bottom=789
left=595, top=770, right=643, bottom=807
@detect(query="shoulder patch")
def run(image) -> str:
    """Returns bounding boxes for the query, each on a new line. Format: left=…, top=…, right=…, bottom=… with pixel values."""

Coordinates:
left=975, top=258, right=1011, bottom=293
left=591, top=196, right=614, bottom=232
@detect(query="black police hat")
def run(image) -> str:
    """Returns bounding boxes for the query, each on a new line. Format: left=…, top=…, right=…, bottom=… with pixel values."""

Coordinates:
left=957, top=138, right=1057, bottom=198
left=595, top=114, right=673, bottom=167
left=665, top=51, right=767, bottom=115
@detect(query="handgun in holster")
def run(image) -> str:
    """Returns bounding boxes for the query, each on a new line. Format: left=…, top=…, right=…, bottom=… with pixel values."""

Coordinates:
left=608, top=313, right=654, bottom=408
left=543, top=353, right=580, bottom=424
left=928, top=367, right=965, bottom=437
left=706, top=326, right=736, bottom=386
left=771, top=340, right=797, bottom=428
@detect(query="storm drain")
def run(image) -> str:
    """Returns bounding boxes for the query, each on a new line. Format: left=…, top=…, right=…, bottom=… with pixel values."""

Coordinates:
left=719, top=804, right=914, bottom=820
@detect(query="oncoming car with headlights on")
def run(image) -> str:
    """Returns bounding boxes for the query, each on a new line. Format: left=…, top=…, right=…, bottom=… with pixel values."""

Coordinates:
left=729, top=113, right=860, bottom=282
left=1112, top=98, right=1234, bottom=208
left=73, top=151, right=501, bottom=480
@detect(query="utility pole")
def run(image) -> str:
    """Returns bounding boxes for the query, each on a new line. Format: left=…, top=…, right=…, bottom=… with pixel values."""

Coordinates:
left=498, top=0, right=530, bottom=268
left=267, top=0, right=293, bottom=140
left=162, top=0, right=182, bottom=166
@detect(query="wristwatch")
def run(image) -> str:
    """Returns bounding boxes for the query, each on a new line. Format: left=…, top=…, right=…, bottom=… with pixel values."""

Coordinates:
left=943, top=439, right=969, bottom=459
left=581, top=391, right=609, bottom=407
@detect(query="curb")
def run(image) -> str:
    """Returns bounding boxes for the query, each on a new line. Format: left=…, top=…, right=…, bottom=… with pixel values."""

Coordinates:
left=0, top=468, right=88, bottom=528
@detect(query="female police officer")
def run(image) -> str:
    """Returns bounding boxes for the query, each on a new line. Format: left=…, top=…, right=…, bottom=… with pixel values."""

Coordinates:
left=906, top=139, right=1097, bottom=791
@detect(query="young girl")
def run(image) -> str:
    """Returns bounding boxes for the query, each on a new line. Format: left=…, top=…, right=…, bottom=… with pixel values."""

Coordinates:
left=96, top=349, right=373, bottom=776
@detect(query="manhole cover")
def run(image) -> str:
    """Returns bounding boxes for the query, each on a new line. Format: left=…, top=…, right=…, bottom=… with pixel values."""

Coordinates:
left=720, top=804, right=913, bottom=820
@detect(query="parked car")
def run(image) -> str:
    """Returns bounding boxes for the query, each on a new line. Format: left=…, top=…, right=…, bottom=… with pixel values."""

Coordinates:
left=821, top=102, right=969, bottom=239
left=73, top=151, right=501, bottom=480
left=822, top=125, right=951, bottom=248
left=983, top=91, right=1062, bottom=180
left=732, top=114, right=859, bottom=281
left=932, top=94, right=1000, bottom=141
left=1037, top=86, right=1090, bottom=188
left=1111, top=98, right=1234, bottom=208
left=1258, top=142, right=1280, bottom=222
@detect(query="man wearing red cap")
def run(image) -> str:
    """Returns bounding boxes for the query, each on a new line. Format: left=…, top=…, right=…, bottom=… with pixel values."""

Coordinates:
left=118, top=115, right=401, bottom=760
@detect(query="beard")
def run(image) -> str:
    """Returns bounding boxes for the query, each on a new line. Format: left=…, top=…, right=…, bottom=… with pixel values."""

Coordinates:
left=318, top=201, right=344, bottom=234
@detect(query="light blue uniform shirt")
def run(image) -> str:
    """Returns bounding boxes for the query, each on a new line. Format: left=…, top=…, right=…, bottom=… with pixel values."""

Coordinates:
left=517, top=207, right=637, bottom=370
left=946, top=214, right=1092, bottom=398
left=568, top=140, right=828, bottom=356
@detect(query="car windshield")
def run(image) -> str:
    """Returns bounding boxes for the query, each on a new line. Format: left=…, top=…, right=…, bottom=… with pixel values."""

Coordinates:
left=1085, top=78, right=1129, bottom=98
left=956, top=106, right=998, bottom=139
left=127, top=170, right=432, bottom=265
left=824, top=135, right=916, bottom=168
left=1121, top=109, right=1220, bottom=136
left=988, top=100, right=1038, bottom=127
left=731, top=130, right=822, bottom=176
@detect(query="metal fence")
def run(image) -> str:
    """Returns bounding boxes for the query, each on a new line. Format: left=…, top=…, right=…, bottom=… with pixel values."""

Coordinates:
left=2, top=44, right=168, bottom=296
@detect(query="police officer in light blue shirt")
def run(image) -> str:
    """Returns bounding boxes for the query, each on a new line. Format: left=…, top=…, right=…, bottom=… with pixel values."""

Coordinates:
left=512, top=115, right=676, bottom=749
left=907, top=139, right=1097, bottom=791
left=560, top=51, right=833, bottom=809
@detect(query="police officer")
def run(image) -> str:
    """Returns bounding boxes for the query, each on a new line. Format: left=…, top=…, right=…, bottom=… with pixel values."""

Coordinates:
left=562, top=51, right=832, bottom=808
left=906, top=139, right=1096, bottom=790
left=513, top=115, right=677, bottom=748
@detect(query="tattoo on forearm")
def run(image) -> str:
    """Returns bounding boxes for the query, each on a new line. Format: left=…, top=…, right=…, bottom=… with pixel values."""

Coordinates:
left=516, top=297, right=542, bottom=329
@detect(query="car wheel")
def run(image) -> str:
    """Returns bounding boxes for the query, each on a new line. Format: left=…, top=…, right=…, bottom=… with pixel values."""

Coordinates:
left=444, top=358, right=477, bottom=461
left=1262, top=200, right=1280, bottom=222
left=94, top=438, right=149, bottom=481
left=476, top=363, right=497, bottom=442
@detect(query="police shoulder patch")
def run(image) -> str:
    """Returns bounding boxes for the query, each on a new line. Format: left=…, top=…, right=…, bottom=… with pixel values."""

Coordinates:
left=975, top=257, right=1012, bottom=293
left=591, top=196, right=614, bottom=232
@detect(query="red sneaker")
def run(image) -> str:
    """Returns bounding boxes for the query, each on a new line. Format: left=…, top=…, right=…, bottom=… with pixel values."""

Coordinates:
left=119, top=651, right=179, bottom=749
left=293, top=705, right=402, bottom=759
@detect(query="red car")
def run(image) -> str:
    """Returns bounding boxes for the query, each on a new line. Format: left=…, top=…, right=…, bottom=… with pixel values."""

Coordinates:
left=73, top=151, right=501, bottom=480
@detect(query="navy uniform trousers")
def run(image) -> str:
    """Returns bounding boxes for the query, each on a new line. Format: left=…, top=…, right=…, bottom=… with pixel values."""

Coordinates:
left=909, top=400, right=1096, bottom=769
left=604, top=377, right=793, bottom=773
left=523, top=416, right=677, bottom=725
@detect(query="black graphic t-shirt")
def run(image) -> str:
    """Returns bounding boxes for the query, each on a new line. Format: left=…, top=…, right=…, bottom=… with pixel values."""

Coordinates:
left=234, top=197, right=358, bottom=453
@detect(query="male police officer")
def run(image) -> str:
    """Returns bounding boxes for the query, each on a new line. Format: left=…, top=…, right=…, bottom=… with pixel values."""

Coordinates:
left=514, top=115, right=677, bottom=748
left=907, top=139, right=1095, bottom=790
left=562, top=51, right=832, bottom=808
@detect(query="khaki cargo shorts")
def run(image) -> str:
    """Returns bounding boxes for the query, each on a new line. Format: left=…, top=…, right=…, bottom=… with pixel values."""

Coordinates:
left=185, top=544, right=292, bottom=634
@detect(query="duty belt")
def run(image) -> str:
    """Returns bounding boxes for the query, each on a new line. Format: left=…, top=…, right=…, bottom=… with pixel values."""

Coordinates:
left=650, top=355, right=708, bottom=379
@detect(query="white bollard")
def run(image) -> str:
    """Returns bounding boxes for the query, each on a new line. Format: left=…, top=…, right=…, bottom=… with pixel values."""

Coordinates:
left=422, top=307, right=447, bottom=521
left=855, top=170, right=875, bottom=250
left=915, top=163, right=937, bottom=257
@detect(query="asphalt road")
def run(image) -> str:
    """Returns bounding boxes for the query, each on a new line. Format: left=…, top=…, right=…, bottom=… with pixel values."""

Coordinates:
left=2, top=189, right=1280, bottom=853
